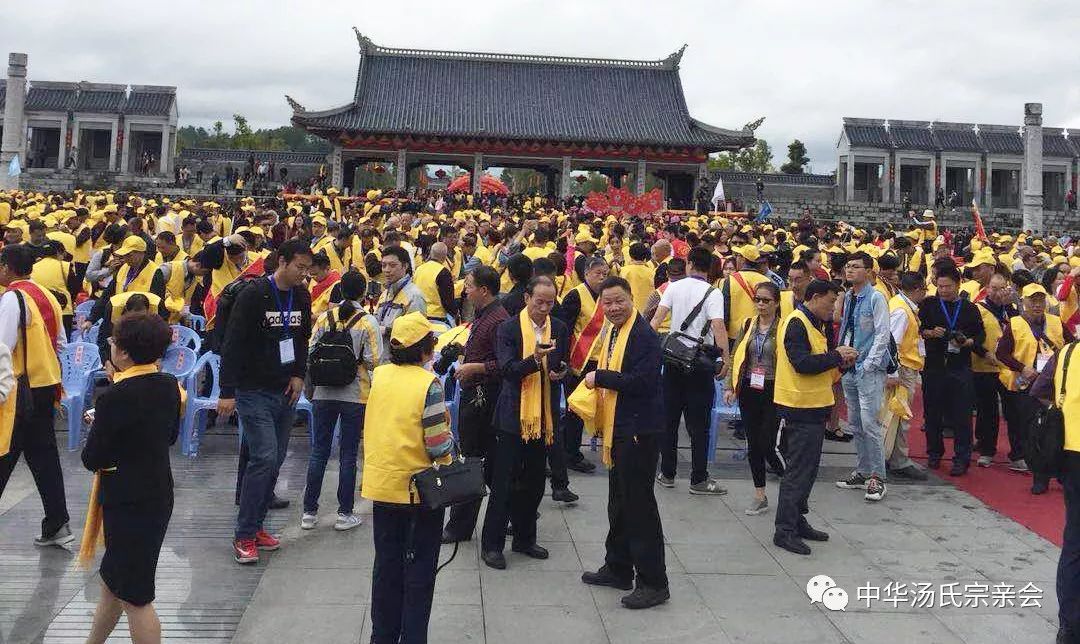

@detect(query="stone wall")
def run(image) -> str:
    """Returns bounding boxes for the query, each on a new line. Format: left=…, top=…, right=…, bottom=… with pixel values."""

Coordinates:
left=711, top=171, right=837, bottom=202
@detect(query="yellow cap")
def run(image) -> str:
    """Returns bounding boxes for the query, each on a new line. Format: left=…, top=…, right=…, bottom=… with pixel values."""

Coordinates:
left=390, top=312, right=433, bottom=347
left=312, top=215, right=328, bottom=226
left=575, top=231, right=597, bottom=244
left=965, top=254, right=995, bottom=269
left=113, top=235, right=148, bottom=257
left=735, top=245, right=761, bottom=262
left=1021, top=283, right=1048, bottom=298
left=46, top=231, right=74, bottom=255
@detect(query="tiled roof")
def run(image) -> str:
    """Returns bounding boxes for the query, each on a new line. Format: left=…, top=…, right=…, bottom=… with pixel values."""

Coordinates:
left=890, top=125, right=937, bottom=151
left=25, top=85, right=77, bottom=112
left=933, top=127, right=981, bottom=152
left=714, top=171, right=834, bottom=186
left=124, top=91, right=174, bottom=116
left=1043, top=133, right=1075, bottom=158
left=843, top=124, right=891, bottom=148
left=292, top=36, right=753, bottom=150
left=71, top=88, right=126, bottom=113
left=980, top=130, right=1023, bottom=155
left=178, top=148, right=328, bottom=164
left=843, top=117, right=1080, bottom=157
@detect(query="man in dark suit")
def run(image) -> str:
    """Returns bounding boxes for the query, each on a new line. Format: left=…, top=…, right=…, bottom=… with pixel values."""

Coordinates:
left=481, top=276, right=569, bottom=570
left=579, top=276, right=669, bottom=610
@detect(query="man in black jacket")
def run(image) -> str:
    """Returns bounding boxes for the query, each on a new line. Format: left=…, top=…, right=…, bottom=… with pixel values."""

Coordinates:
left=480, top=276, right=569, bottom=569
left=579, top=276, right=668, bottom=610
left=218, top=239, right=313, bottom=565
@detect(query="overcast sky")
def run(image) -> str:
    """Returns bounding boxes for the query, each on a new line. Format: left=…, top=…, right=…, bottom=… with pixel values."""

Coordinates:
left=4, top=0, right=1080, bottom=173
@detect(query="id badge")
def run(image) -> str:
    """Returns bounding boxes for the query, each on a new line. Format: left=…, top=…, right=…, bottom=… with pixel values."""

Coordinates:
left=1036, top=353, right=1051, bottom=373
left=917, top=339, right=927, bottom=357
left=749, top=367, right=766, bottom=390
left=279, top=338, right=295, bottom=365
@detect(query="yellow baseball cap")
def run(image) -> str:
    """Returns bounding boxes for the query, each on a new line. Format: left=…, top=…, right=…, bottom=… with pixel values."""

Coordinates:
left=390, top=312, right=433, bottom=347
left=113, top=235, right=147, bottom=257
left=575, top=231, right=597, bottom=244
left=966, top=254, right=995, bottom=269
left=312, top=215, right=328, bottom=226
left=735, top=245, right=761, bottom=262
left=1021, top=283, right=1048, bottom=298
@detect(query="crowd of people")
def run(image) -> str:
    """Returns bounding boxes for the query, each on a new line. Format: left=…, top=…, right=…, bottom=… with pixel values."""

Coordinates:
left=0, top=185, right=1077, bottom=642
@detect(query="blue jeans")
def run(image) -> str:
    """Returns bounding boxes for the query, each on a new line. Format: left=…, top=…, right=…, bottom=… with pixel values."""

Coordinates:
left=303, top=400, right=364, bottom=515
left=842, top=368, right=887, bottom=479
left=235, top=389, right=296, bottom=540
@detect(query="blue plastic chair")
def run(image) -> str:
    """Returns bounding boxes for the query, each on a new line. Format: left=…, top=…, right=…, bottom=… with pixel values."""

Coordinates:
left=169, top=324, right=202, bottom=353
left=187, top=314, right=206, bottom=332
left=161, top=345, right=198, bottom=388
left=71, top=300, right=96, bottom=342
left=59, top=342, right=103, bottom=451
left=84, top=321, right=101, bottom=345
left=708, top=379, right=743, bottom=464
left=181, top=352, right=221, bottom=457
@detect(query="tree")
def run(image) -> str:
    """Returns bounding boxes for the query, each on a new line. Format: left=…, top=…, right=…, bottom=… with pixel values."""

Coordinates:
left=780, top=139, right=810, bottom=174
left=734, top=140, right=774, bottom=173
left=707, top=153, right=736, bottom=171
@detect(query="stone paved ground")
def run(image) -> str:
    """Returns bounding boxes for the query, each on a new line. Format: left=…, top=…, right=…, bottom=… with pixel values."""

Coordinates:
left=0, top=427, right=1064, bottom=644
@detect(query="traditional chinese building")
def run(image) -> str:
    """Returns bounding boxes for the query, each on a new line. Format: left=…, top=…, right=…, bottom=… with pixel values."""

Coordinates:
left=288, top=31, right=755, bottom=208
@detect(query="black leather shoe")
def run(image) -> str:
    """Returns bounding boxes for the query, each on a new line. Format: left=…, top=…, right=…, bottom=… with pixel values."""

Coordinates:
left=797, top=522, right=829, bottom=542
left=481, top=550, right=506, bottom=570
left=581, top=566, right=633, bottom=590
left=268, top=495, right=289, bottom=510
left=512, top=543, right=549, bottom=560
left=552, top=488, right=579, bottom=503
left=1031, top=479, right=1050, bottom=495
left=889, top=465, right=929, bottom=481
left=927, top=456, right=941, bottom=470
left=441, top=530, right=471, bottom=545
left=621, top=585, right=670, bottom=609
left=949, top=461, right=969, bottom=477
left=773, top=533, right=811, bottom=555
left=567, top=458, right=596, bottom=474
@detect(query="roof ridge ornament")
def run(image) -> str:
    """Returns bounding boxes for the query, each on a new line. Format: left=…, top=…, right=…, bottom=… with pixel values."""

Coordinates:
left=353, top=27, right=376, bottom=54
left=742, top=117, right=765, bottom=133
left=285, top=95, right=306, bottom=113
left=663, top=44, right=687, bottom=69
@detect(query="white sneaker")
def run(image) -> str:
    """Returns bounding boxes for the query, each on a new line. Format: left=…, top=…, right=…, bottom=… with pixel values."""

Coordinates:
left=300, top=513, right=317, bottom=530
left=334, top=513, right=363, bottom=531
left=1009, top=459, right=1030, bottom=473
left=977, top=455, right=993, bottom=468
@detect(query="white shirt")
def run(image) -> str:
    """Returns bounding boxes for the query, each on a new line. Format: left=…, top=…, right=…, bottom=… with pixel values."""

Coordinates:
left=0, top=289, right=67, bottom=353
left=659, top=276, right=724, bottom=345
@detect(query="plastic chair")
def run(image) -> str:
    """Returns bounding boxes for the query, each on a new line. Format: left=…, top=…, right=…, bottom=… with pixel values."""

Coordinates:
left=84, top=321, right=101, bottom=345
left=59, top=342, right=102, bottom=451
left=708, top=379, right=742, bottom=464
left=170, top=324, right=202, bottom=353
left=161, top=345, right=198, bottom=388
left=181, top=352, right=221, bottom=457
left=188, top=314, right=206, bottom=332
left=71, top=300, right=96, bottom=342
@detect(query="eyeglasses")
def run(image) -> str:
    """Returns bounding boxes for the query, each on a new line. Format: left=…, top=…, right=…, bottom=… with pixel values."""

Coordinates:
left=753, top=297, right=776, bottom=304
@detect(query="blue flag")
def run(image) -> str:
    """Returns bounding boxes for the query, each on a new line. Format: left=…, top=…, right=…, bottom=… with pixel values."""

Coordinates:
left=756, top=200, right=773, bottom=222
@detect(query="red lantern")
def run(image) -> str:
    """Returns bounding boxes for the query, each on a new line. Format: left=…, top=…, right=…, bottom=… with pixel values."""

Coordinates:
left=435, top=169, right=447, bottom=179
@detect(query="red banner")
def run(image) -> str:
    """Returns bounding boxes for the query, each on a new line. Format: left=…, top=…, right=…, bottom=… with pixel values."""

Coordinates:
left=583, top=186, right=665, bottom=218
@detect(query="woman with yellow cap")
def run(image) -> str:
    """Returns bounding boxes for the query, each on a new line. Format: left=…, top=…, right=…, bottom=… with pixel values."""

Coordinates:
left=362, top=312, right=453, bottom=643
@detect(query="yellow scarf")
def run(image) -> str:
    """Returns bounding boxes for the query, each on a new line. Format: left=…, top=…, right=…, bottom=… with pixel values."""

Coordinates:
left=78, top=363, right=186, bottom=568
left=518, top=309, right=554, bottom=444
left=568, top=314, right=633, bottom=467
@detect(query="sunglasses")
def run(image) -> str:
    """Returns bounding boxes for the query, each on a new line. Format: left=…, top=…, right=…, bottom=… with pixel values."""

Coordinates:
left=753, top=297, right=776, bottom=304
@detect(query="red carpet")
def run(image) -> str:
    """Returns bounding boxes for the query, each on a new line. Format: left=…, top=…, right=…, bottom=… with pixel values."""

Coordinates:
left=891, top=392, right=1065, bottom=546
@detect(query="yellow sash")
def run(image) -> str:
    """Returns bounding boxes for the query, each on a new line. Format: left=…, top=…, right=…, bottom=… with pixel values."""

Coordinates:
left=568, top=314, right=633, bottom=467
left=518, top=309, right=554, bottom=444
left=78, top=363, right=186, bottom=568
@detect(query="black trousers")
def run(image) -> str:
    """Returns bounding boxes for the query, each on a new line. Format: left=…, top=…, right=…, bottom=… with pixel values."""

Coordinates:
left=605, top=434, right=668, bottom=590
left=1002, top=390, right=1036, bottom=462
left=738, top=381, right=784, bottom=488
left=443, top=384, right=496, bottom=540
left=370, top=502, right=445, bottom=644
left=1059, top=453, right=1080, bottom=640
left=0, top=386, right=69, bottom=536
left=973, top=371, right=1007, bottom=458
left=481, top=432, right=547, bottom=552
left=774, top=418, right=824, bottom=538
left=563, top=372, right=587, bottom=463
left=922, top=368, right=974, bottom=464
left=546, top=417, right=570, bottom=492
left=660, top=367, right=714, bottom=484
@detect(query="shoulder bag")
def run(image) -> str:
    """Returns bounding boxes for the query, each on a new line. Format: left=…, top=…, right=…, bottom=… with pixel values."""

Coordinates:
left=661, top=285, right=723, bottom=374
left=1027, top=342, right=1075, bottom=477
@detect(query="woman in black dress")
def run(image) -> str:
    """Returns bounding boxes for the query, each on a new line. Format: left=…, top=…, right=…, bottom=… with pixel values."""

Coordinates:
left=82, top=312, right=181, bottom=644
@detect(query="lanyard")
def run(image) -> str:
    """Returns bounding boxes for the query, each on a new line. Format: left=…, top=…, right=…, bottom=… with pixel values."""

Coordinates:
left=939, top=298, right=961, bottom=331
left=268, top=276, right=294, bottom=335
left=752, top=319, right=774, bottom=362
left=123, top=263, right=141, bottom=290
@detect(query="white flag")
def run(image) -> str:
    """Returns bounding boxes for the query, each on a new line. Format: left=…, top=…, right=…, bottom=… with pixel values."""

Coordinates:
left=7, top=154, right=20, bottom=177
left=710, top=176, right=725, bottom=207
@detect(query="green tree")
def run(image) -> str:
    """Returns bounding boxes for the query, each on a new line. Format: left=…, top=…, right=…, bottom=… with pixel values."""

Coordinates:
left=780, top=139, right=810, bottom=174
left=231, top=114, right=257, bottom=150
left=734, top=140, right=774, bottom=173
left=707, top=152, right=736, bottom=171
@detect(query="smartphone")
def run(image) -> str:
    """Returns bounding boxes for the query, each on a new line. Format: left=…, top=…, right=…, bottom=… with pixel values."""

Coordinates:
left=536, top=342, right=554, bottom=350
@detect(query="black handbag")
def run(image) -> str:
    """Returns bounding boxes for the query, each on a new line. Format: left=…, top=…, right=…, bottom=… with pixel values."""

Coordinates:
left=13, top=291, right=34, bottom=423
left=661, top=286, right=722, bottom=374
left=1027, top=343, right=1075, bottom=477
left=410, top=447, right=487, bottom=512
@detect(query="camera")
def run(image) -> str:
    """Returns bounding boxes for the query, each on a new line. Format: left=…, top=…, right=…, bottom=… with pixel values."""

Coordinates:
left=433, top=342, right=464, bottom=376
left=945, top=330, right=967, bottom=344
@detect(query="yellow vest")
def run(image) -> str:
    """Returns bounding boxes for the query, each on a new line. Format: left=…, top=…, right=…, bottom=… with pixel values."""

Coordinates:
left=1001, top=315, right=1064, bottom=391
left=163, top=260, right=195, bottom=323
left=780, top=291, right=796, bottom=320
left=71, top=226, right=93, bottom=264
left=413, top=260, right=449, bottom=320
left=570, top=283, right=598, bottom=338
left=655, top=285, right=671, bottom=334
left=721, top=270, right=770, bottom=338
left=1054, top=343, right=1080, bottom=451
left=774, top=308, right=837, bottom=409
left=960, top=280, right=982, bottom=302
left=875, top=279, right=897, bottom=303
left=973, top=303, right=1009, bottom=374
left=30, top=258, right=73, bottom=315
left=888, top=294, right=924, bottom=371
left=323, top=242, right=350, bottom=273
left=109, top=291, right=162, bottom=321
left=361, top=364, right=438, bottom=504
left=115, top=260, right=158, bottom=295
left=10, top=286, right=62, bottom=388
left=180, top=233, right=205, bottom=257
left=621, top=262, right=655, bottom=314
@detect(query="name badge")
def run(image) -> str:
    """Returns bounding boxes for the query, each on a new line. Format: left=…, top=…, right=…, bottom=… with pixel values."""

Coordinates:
left=279, top=338, right=295, bottom=365
left=749, top=367, right=766, bottom=390
left=917, top=339, right=927, bottom=358
left=1036, top=353, right=1051, bottom=373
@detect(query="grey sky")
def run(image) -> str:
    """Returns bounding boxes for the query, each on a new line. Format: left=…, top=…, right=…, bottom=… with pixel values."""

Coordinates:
left=4, top=0, right=1080, bottom=173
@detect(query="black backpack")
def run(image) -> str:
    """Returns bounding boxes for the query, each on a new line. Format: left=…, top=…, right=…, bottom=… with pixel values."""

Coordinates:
left=207, top=276, right=262, bottom=353
left=1027, top=343, right=1075, bottom=477
left=309, top=308, right=365, bottom=387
